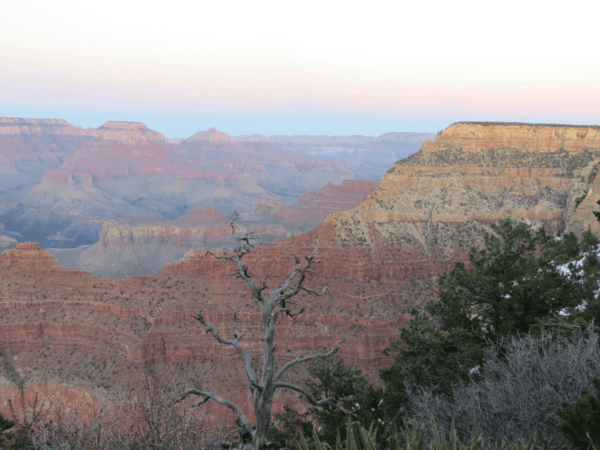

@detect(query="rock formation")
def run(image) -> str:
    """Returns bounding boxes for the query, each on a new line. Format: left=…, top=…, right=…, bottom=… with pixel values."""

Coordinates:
left=4, top=121, right=600, bottom=429
left=90, top=121, right=168, bottom=144
left=232, top=131, right=436, bottom=181
left=0, top=241, right=408, bottom=426
left=0, top=119, right=357, bottom=249
left=48, top=181, right=378, bottom=279
left=250, top=179, right=379, bottom=223
left=182, top=127, right=233, bottom=144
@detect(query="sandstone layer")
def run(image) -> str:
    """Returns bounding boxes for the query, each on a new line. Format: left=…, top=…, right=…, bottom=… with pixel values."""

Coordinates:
left=0, top=120, right=355, bottom=249
left=250, top=180, right=379, bottom=223
left=231, top=132, right=436, bottom=182
left=48, top=181, right=378, bottom=279
left=4, top=122, right=600, bottom=429
left=0, top=241, right=411, bottom=426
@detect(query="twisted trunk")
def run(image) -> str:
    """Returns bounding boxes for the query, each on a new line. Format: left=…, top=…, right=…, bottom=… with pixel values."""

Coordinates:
left=176, top=226, right=352, bottom=449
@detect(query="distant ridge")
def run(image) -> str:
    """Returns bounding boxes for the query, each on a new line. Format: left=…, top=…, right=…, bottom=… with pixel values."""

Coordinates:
left=231, top=131, right=436, bottom=143
left=452, top=121, right=600, bottom=128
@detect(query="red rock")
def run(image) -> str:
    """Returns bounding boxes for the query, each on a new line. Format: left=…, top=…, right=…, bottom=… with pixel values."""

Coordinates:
left=181, top=206, right=230, bottom=224
left=43, top=170, right=73, bottom=185
left=5, top=121, right=600, bottom=431
left=251, top=180, right=379, bottom=223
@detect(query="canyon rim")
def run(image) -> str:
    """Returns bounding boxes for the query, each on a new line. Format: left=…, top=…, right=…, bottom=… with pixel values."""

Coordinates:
left=2, top=121, right=600, bottom=427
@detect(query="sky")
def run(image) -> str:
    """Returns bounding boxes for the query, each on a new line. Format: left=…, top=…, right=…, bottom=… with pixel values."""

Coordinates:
left=1, top=0, right=599, bottom=138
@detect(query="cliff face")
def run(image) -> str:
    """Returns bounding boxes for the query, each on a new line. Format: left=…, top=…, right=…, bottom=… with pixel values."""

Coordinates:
left=320, top=122, right=600, bottom=255
left=67, top=205, right=291, bottom=279
left=250, top=180, right=379, bottom=222
left=422, top=122, right=600, bottom=153
left=90, top=121, right=167, bottom=144
left=0, top=118, right=167, bottom=143
left=4, top=122, right=600, bottom=428
left=0, top=119, right=358, bottom=249
left=0, top=118, right=86, bottom=136
left=231, top=131, right=437, bottom=182
left=182, top=127, right=233, bottom=144
left=52, top=181, right=378, bottom=279
left=0, top=241, right=407, bottom=425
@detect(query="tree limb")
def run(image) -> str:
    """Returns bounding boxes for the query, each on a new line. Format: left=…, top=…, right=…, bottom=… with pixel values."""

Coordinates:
left=194, top=311, right=259, bottom=388
left=211, top=242, right=268, bottom=303
left=176, top=389, right=255, bottom=437
left=273, top=305, right=305, bottom=322
left=229, top=211, right=239, bottom=235
left=270, top=247, right=324, bottom=307
left=274, top=381, right=356, bottom=416
left=274, top=340, right=344, bottom=382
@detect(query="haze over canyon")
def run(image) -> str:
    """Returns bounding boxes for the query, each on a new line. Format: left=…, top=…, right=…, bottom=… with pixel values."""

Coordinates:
left=2, top=118, right=600, bottom=427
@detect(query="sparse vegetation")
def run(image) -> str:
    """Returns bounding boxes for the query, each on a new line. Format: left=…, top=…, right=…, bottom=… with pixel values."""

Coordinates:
left=7, top=216, right=600, bottom=449
left=575, top=193, right=587, bottom=208
left=176, top=215, right=350, bottom=450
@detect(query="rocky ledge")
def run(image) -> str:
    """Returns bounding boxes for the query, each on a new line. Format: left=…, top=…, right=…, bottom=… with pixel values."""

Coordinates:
left=4, top=122, right=600, bottom=427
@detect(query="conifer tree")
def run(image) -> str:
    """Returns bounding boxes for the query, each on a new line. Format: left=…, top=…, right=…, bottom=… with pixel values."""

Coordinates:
left=556, top=376, right=600, bottom=450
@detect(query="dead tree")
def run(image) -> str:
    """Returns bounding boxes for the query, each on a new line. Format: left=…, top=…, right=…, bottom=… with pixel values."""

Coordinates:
left=177, top=214, right=351, bottom=449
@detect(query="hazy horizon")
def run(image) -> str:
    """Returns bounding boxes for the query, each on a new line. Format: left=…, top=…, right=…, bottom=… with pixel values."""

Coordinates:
left=2, top=0, right=598, bottom=137
left=0, top=110, right=443, bottom=138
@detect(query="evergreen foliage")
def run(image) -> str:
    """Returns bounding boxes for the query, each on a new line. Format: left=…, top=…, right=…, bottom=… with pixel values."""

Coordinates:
left=275, top=358, right=384, bottom=446
left=380, top=219, right=600, bottom=435
left=556, top=376, right=600, bottom=450
left=0, top=413, right=16, bottom=449
left=433, top=220, right=587, bottom=342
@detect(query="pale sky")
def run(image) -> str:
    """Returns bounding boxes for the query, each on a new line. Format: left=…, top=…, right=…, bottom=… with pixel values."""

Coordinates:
left=1, top=0, right=599, bottom=137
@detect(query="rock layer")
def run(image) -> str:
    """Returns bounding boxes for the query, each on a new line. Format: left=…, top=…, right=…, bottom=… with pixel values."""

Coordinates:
left=49, top=181, right=378, bottom=279
left=231, top=131, right=436, bottom=182
left=250, top=180, right=379, bottom=222
left=4, top=122, right=600, bottom=429
left=0, top=120, right=357, bottom=249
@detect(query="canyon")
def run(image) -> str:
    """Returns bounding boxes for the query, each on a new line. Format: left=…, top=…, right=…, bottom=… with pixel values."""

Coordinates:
left=0, top=118, right=358, bottom=249
left=3, top=121, right=600, bottom=429
left=48, top=180, right=378, bottom=279
left=231, top=131, right=436, bottom=182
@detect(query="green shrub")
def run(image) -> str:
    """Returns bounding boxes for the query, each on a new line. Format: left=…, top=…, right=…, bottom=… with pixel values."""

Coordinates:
left=0, top=413, right=16, bottom=449
left=575, top=194, right=587, bottom=208
left=0, top=412, right=32, bottom=450
left=295, top=419, right=558, bottom=450
left=556, top=376, right=600, bottom=450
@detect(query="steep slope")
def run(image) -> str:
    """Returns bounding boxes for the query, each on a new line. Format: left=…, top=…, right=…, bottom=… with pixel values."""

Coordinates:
left=249, top=179, right=379, bottom=223
left=171, top=135, right=354, bottom=201
left=0, top=121, right=359, bottom=249
left=48, top=181, right=378, bottom=278
left=3, top=121, right=600, bottom=428
left=232, top=132, right=436, bottom=181
left=0, top=242, right=405, bottom=426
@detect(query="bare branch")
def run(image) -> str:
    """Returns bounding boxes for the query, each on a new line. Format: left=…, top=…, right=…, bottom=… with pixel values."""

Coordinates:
left=194, top=311, right=258, bottom=387
left=301, top=284, right=329, bottom=296
left=270, top=268, right=299, bottom=301
left=189, top=231, right=340, bottom=447
left=289, top=251, right=300, bottom=265
left=212, top=243, right=268, bottom=303
left=236, top=231, right=257, bottom=248
left=270, top=247, right=321, bottom=307
left=176, top=389, right=255, bottom=437
left=229, top=211, right=240, bottom=235
left=273, top=305, right=305, bottom=322
left=274, top=381, right=356, bottom=416
left=274, top=340, right=344, bottom=382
